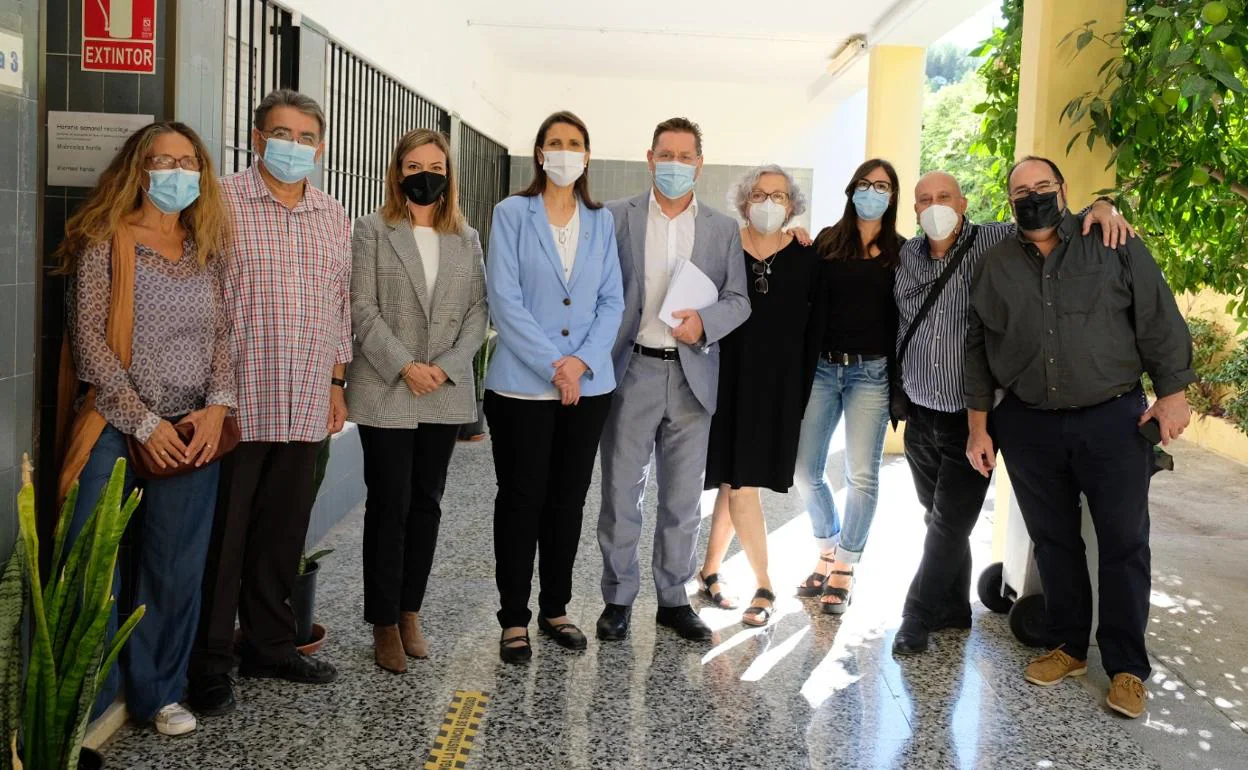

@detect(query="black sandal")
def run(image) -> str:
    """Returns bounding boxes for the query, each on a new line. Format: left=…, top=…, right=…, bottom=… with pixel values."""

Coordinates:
left=796, top=555, right=837, bottom=598
left=698, top=572, right=738, bottom=609
left=820, top=570, right=854, bottom=616
left=499, top=632, right=532, bottom=664
left=742, top=588, right=777, bottom=627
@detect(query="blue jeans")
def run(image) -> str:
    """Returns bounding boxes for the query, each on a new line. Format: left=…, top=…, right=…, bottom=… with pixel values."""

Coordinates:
left=68, top=425, right=220, bottom=722
left=793, top=357, right=890, bottom=563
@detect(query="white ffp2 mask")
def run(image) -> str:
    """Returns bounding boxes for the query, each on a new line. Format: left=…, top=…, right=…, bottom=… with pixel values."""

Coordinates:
left=748, top=199, right=787, bottom=235
left=920, top=204, right=960, bottom=241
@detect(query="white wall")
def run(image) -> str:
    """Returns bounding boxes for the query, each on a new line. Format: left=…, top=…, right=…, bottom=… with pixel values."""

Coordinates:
left=278, top=0, right=513, bottom=143
left=809, top=88, right=868, bottom=231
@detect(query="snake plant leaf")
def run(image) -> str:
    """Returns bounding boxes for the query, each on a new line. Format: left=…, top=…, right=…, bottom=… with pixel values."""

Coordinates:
left=95, top=604, right=144, bottom=696
left=49, top=508, right=97, bottom=671
left=0, top=543, right=26, bottom=770
left=53, top=599, right=112, bottom=753
left=17, top=468, right=59, bottom=770
left=62, top=626, right=105, bottom=770
left=44, top=483, right=78, bottom=607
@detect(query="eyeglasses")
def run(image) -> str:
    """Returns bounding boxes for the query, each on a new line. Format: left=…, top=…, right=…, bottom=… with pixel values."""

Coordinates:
left=262, top=127, right=320, bottom=147
left=1010, top=179, right=1060, bottom=200
left=653, top=151, right=699, bottom=164
left=748, top=190, right=790, bottom=205
left=751, top=259, right=771, bottom=295
left=147, top=154, right=201, bottom=171
left=855, top=179, right=893, bottom=194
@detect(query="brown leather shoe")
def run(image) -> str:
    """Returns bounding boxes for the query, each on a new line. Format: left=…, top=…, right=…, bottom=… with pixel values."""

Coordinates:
left=1024, top=647, right=1088, bottom=686
left=399, top=611, right=429, bottom=659
left=373, top=624, right=407, bottom=673
left=1107, top=673, right=1147, bottom=718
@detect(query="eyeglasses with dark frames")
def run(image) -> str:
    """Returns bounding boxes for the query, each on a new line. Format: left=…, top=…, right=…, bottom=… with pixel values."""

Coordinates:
left=147, top=154, right=201, bottom=171
left=854, top=179, right=893, bottom=194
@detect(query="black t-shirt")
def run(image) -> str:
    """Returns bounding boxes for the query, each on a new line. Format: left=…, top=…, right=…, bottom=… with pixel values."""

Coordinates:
left=820, top=255, right=898, bottom=357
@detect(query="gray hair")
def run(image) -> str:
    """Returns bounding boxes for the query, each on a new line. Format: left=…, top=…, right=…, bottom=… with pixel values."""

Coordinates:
left=729, top=164, right=808, bottom=224
left=254, top=88, right=326, bottom=137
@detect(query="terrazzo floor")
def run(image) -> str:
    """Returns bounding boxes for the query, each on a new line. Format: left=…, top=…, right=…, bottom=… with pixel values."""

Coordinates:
left=100, top=431, right=1248, bottom=770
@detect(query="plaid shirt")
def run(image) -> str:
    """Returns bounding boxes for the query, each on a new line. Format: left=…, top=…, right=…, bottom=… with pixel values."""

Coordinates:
left=221, top=164, right=352, bottom=443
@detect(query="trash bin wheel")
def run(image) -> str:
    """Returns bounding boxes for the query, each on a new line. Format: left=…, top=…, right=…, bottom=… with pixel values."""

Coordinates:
left=977, top=562, right=1013, bottom=614
left=1008, top=593, right=1048, bottom=648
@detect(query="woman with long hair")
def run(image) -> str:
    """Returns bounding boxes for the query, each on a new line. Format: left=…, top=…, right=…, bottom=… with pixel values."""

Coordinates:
left=347, top=128, right=487, bottom=673
left=56, top=121, right=234, bottom=736
left=484, top=111, right=623, bottom=663
left=792, top=159, right=904, bottom=615
left=695, top=164, right=822, bottom=626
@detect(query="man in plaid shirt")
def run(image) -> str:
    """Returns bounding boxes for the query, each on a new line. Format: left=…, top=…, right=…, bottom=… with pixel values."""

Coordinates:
left=190, top=89, right=351, bottom=716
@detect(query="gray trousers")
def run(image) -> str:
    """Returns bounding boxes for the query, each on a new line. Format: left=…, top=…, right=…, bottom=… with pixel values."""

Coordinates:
left=598, top=353, right=713, bottom=608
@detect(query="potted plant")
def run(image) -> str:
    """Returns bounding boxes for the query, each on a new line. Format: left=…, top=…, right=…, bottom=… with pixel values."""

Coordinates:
left=292, top=548, right=333, bottom=655
left=3, top=456, right=145, bottom=770
left=458, top=328, right=497, bottom=442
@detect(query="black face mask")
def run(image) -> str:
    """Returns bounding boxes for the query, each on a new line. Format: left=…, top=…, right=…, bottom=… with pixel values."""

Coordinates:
left=1013, top=190, right=1064, bottom=232
left=401, top=171, right=448, bottom=206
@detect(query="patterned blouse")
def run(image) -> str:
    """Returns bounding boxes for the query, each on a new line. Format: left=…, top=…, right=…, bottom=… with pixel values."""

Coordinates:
left=70, top=238, right=237, bottom=443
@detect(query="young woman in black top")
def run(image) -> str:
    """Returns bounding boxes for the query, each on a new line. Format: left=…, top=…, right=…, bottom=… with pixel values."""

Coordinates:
left=792, top=159, right=904, bottom=614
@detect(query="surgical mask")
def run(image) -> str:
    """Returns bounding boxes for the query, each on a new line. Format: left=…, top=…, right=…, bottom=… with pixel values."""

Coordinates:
left=145, top=169, right=201, bottom=214
left=1013, top=190, right=1064, bottom=232
left=920, top=204, right=961, bottom=241
left=401, top=171, right=448, bottom=206
left=654, top=161, right=697, bottom=199
left=852, top=188, right=890, bottom=221
left=542, top=150, right=586, bottom=188
left=262, top=137, right=318, bottom=183
left=748, top=199, right=787, bottom=234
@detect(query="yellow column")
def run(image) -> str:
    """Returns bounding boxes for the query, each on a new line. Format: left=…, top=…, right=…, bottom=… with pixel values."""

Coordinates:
left=865, top=45, right=926, bottom=237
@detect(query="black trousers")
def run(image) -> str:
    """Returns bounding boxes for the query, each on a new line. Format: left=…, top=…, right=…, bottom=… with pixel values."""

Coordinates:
left=994, top=389, right=1153, bottom=679
left=191, top=440, right=322, bottom=674
left=902, top=404, right=994, bottom=628
left=358, top=423, right=460, bottom=625
left=484, top=391, right=613, bottom=629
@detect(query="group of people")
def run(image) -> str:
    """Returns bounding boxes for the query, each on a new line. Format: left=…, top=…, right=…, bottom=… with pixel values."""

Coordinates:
left=55, top=85, right=1194, bottom=737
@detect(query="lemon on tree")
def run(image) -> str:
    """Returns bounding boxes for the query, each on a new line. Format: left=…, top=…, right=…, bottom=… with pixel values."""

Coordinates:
left=1201, top=1, right=1229, bottom=25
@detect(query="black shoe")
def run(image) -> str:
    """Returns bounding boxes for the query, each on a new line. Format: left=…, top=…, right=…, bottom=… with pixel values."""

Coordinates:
left=892, top=618, right=930, bottom=656
left=932, top=612, right=973, bottom=631
left=656, top=605, right=713, bottom=642
left=538, top=616, right=588, bottom=650
left=499, top=632, right=532, bottom=664
left=596, top=604, right=632, bottom=641
left=187, top=673, right=236, bottom=716
left=239, top=653, right=338, bottom=684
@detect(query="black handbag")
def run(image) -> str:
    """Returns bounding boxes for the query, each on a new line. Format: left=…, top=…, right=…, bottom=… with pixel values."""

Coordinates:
left=891, top=225, right=979, bottom=424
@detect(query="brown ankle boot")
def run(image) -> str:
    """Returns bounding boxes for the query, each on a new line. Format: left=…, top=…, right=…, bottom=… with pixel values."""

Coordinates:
left=399, top=611, right=429, bottom=659
left=373, top=624, right=406, bottom=673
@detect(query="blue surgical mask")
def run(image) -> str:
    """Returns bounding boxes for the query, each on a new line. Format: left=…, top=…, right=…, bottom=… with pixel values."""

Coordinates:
left=654, top=161, right=697, bottom=199
left=262, top=137, right=318, bottom=183
left=145, top=169, right=201, bottom=214
left=852, top=188, right=890, bottom=221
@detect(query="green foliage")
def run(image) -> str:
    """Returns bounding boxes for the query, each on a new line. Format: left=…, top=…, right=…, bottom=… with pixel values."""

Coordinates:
left=921, top=73, right=1005, bottom=223
left=1185, top=316, right=1236, bottom=413
left=970, top=0, right=1025, bottom=220
left=298, top=548, right=335, bottom=576
left=10, top=458, right=144, bottom=770
left=926, top=43, right=978, bottom=89
left=1, top=536, right=25, bottom=770
left=1206, top=337, right=1248, bottom=433
left=473, top=329, right=498, bottom=403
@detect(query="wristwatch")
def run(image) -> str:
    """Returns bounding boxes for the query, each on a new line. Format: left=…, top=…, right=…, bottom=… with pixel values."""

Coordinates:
left=331, top=377, right=347, bottom=389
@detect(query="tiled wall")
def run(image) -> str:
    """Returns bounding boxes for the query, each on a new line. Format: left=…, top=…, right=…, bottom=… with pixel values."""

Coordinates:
left=509, top=156, right=815, bottom=232
left=0, top=0, right=39, bottom=559
left=37, top=0, right=171, bottom=510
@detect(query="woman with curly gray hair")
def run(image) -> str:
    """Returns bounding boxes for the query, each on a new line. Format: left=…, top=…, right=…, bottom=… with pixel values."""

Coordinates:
left=697, top=164, right=822, bottom=626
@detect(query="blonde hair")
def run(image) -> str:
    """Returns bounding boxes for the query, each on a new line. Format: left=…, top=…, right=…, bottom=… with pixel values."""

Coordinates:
left=380, top=129, right=465, bottom=234
left=56, top=121, right=230, bottom=273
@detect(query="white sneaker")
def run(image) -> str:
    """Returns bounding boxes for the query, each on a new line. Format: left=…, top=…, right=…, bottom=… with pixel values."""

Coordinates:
left=154, top=703, right=197, bottom=736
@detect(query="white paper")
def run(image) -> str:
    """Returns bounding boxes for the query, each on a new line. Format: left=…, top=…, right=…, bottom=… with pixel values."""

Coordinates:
left=659, top=260, right=718, bottom=329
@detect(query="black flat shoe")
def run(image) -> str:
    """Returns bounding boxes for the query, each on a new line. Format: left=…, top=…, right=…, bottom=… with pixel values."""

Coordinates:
left=187, top=673, right=236, bottom=716
left=596, top=604, right=632, bottom=641
left=239, top=652, right=338, bottom=684
left=656, top=605, right=713, bottom=642
left=892, top=618, right=930, bottom=656
left=820, top=570, right=854, bottom=616
left=538, top=616, right=588, bottom=650
left=499, top=632, right=532, bottom=664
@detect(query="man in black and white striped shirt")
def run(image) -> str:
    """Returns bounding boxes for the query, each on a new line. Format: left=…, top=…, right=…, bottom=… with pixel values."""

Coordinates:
left=891, top=171, right=1133, bottom=656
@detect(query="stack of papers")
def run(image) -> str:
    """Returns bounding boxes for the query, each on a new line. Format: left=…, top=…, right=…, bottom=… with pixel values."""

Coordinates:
left=659, top=261, right=718, bottom=329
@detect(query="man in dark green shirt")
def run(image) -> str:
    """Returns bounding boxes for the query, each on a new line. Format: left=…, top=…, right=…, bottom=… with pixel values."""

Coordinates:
left=963, top=156, right=1195, bottom=721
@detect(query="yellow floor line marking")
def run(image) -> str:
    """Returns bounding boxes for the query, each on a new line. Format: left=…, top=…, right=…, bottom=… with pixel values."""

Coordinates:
left=424, top=690, right=489, bottom=770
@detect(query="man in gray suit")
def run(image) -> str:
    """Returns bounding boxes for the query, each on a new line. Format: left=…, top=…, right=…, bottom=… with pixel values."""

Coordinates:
left=596, top=117, right=751, bottom=642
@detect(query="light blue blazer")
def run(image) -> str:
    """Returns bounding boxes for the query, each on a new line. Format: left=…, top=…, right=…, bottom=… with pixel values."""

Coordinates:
left=483, top=194, right=625, bottom=397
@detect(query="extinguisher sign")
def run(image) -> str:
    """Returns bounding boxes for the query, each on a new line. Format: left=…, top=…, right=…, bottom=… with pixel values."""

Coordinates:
left=82, top=0, right=157, bottom=74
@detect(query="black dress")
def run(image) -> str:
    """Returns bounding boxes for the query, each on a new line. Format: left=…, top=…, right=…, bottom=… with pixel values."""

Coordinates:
left=705, top=239, right=823, bottom=493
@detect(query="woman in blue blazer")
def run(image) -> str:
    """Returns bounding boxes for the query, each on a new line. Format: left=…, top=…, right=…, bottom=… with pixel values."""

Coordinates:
left=484, top=111, right=624, bottom=663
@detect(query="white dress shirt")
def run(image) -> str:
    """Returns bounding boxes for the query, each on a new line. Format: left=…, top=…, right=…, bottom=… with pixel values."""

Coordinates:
left=412, top=225, right=440, bottom=293
left=550, top=206, right=580, bottom=281
left=636, top=190, right=698, bottom=349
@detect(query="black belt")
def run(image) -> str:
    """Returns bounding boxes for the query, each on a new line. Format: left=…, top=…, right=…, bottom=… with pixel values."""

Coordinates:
left=822, top=351, right=887, bottom=366
left=634, top=344, right=679, bottom=361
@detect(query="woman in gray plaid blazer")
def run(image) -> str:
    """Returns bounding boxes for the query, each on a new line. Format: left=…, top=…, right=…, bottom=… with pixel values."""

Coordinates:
left=346, top=128, right=487, bottom=673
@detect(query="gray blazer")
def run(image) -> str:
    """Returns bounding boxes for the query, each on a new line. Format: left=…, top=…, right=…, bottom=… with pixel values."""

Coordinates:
left=605, top=192, right=751, bottom=413
left=346, top=212, right=487, bottom=427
